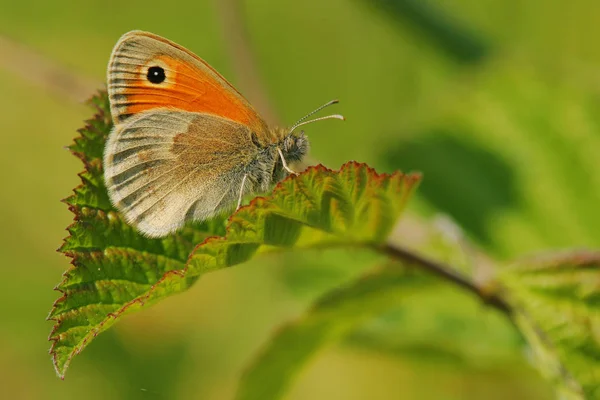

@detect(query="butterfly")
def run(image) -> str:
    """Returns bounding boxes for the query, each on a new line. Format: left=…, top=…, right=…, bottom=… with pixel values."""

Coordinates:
left=103, top=31, right=343, bottom=238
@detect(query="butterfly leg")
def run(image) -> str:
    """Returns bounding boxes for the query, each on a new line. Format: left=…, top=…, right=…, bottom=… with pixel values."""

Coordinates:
left=277, top=147, right=297, bottom=175
left=236, top=174, right=248, bottom=210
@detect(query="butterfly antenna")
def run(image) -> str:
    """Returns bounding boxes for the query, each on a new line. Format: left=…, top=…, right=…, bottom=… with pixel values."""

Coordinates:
left=289, top=99, right=345, bottom=134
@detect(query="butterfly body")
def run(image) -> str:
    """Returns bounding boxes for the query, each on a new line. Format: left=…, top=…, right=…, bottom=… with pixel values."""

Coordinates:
left=104, top=31, right=340, bottom=238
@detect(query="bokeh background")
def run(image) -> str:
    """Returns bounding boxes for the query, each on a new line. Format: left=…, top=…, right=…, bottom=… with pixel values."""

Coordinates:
left=2, top=0, right=599, bottom=398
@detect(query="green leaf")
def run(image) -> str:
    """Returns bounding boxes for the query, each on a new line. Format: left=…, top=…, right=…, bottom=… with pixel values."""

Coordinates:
left=234, top=264, right=431, bottom=400
left=185, top=161, right=420, bottom=275
left=49, top=91, right=421, bottom=378
left=49, top=91, right=228, bottom=379
left=345, top=284, right=524, bottom=369
left=499, top=250, right=600, bottom=399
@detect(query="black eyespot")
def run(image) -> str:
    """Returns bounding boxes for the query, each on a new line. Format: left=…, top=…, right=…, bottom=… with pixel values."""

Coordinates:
left=146, top=66, right=165, bottom=84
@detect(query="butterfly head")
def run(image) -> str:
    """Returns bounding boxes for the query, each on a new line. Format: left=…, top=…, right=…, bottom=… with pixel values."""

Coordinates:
left=272, top=100, right=344, bottom=168
left=280, top=129, right=310, bottom=164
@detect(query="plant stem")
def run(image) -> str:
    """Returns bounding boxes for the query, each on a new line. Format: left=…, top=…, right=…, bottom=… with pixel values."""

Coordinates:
left=380, top=243, right=512, bottom=315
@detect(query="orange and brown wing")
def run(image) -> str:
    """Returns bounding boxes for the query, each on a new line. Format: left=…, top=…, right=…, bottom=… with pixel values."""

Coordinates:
left=107, top=30, right=267, bottom=134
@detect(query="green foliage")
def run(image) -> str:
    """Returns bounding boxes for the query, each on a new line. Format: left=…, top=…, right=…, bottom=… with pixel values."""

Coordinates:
left=49, top=91, right=599, bottom=400
left=49, top=92, right=228, bottom=378
left=499, top=251, right=600, bottom=399
left=48, top=92, right=420, bottom=379
left=235, top=264, right=432, bottom=400
left=185, top=161, right=420, bottom=275
left=236, top=244, right=600, bottom=400
left=345, top=284, right=525, bottom=369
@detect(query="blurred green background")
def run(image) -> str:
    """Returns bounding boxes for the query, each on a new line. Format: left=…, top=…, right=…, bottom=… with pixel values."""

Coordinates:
left=2, top=0, right=598, bottom=398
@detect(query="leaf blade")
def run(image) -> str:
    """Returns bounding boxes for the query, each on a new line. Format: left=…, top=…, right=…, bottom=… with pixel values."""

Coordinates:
left=49, top=92, right=227, bottom=378
left=500, top=250, right=600, bottom=399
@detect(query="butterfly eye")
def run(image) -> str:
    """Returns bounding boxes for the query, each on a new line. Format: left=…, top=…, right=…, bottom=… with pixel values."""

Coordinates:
left=146, top=66, right=166, bottom=84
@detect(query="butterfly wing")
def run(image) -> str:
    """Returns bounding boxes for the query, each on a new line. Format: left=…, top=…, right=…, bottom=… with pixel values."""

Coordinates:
left=104, top=31, right=277, bottom=237
left=104, top=110, right=258, bottom=237
left=107, top=30, right=269, bottom=134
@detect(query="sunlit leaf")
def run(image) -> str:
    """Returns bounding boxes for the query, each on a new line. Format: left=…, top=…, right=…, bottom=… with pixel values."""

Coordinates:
left=500, top=250, right=600, bottom=400
left=49, top=92, right=421, bottom=378
left=48, top=92, right=227, bottom=378
left=185, top=161, right=420, bottom=275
